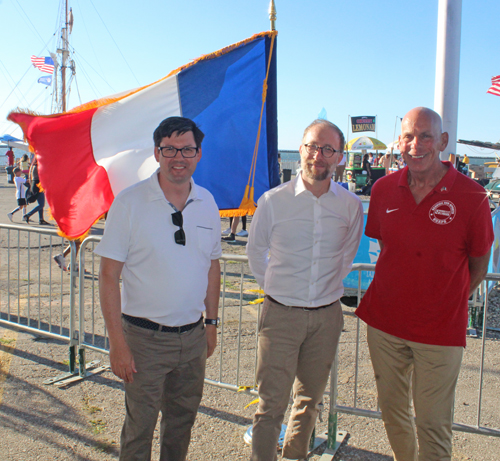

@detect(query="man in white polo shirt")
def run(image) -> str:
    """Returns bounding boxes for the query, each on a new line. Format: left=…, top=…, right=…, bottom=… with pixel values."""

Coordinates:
left=247, top=119, right=364, bottom=461
left=95, top=116, right=221, bottom=461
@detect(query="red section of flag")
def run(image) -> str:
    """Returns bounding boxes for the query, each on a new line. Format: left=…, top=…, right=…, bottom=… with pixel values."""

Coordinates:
left=487, top=75, right=500, bottom=97
left=8, top=110, right=114, bottom=238
left=31, top=55, right=55, bottom=74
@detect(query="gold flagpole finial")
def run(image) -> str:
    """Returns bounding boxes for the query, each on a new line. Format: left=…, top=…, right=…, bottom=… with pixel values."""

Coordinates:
left=269, top=0, right=277, bottom=31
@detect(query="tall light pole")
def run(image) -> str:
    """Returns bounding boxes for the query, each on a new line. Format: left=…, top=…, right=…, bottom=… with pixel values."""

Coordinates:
left=434, top=0, right=462, bottom=163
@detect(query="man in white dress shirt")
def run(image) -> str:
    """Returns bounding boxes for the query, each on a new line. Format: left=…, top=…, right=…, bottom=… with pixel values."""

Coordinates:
left=247, top=119, right=364, bottom=461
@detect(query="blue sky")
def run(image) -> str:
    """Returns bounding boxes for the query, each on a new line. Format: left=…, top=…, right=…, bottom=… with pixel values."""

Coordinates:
left=1, top=0, right=499, bottom=157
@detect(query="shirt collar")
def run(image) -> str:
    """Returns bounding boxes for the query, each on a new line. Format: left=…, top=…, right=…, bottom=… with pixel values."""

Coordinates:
left=147, top=168, right=200, bottom=202
left=398, top=161, right=457, bottom=194
left=293, top=172, right=338, bottom=197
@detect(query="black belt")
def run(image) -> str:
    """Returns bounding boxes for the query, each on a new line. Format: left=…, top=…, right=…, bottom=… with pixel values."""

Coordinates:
left=122, top=314, right=202, bottom=333
left=266, top=295, right=335, bottom=311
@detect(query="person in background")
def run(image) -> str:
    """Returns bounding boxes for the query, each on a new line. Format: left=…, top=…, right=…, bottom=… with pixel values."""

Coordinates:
left=23, top=158, right=49, bottom=225
left=17, top=153, right=30, bottom=177
left=222, top=215, right=248, bottom=241
left=95, top=116, right=221, bottom=460
left=247, top=119, right=363, bottom=461
left=334, top=151, right=346, bottom=182
left=5, top=148, right=14, bottom=166
left=356, top=107, right=493, bottom=460
left=7, top=168, right=27, bottom=222
left=382, top=152, right=391, bottom=175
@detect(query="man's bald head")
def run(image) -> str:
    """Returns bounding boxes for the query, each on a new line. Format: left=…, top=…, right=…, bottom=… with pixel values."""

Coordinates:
left=402, top=107, right=443, bottom=136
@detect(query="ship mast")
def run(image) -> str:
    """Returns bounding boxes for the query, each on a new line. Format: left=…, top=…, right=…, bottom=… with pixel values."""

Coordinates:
left=55, top=0, right=74, bottom=113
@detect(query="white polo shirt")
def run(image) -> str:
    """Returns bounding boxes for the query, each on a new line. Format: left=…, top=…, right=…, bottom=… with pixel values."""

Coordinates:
left=95, top=169, right=222, bottom=326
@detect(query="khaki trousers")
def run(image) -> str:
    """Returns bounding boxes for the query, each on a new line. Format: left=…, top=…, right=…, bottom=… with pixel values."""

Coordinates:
left=120, top=319, right=207, bottom=461
left=367, top=326, right=463, bottom=461
left=251, top=298, right=343, bottom=461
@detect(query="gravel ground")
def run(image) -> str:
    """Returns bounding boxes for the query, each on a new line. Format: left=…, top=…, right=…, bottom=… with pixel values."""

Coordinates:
left=1, top=179, right=500, bottom=460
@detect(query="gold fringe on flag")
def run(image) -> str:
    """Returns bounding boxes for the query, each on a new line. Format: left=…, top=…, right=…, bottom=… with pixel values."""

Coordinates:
left=219, top=31, right=277, bottom=218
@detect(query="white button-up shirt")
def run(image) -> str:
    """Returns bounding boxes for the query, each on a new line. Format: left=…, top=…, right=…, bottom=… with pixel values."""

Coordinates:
left=246, top=174, right=363, bottom=307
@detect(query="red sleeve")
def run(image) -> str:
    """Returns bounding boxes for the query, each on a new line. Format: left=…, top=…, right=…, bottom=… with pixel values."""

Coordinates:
left=466, top=194, right=494, bottom=257
left=365, top=181, right=382, bottom=240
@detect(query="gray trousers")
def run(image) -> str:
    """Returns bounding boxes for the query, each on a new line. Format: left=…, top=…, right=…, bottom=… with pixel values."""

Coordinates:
left=251, top=297, right=344, bottom=461
left=120, top=319, right=207, bottom=461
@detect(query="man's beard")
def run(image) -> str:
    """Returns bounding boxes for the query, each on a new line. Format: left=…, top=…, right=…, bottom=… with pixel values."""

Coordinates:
left=303, top=162, right=331, bottom=181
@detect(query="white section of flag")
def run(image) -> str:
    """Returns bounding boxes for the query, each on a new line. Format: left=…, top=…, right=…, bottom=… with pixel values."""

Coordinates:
left=93, top=74, right=181, bottom=195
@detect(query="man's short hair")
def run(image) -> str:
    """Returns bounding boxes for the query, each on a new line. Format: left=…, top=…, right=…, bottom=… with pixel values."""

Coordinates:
left=302, top=119, right=345, bottom=152
left=13, top=167, right=21, bottom=173
left=153, top=116, right=205, bottom=148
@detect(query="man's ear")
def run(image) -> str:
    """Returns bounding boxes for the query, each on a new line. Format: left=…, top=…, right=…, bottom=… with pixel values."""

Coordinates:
left=439, top=132, right=449, bottom=152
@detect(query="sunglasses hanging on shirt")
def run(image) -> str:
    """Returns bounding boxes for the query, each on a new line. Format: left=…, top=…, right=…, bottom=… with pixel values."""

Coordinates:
left=171, top=211, right=186, bottom=246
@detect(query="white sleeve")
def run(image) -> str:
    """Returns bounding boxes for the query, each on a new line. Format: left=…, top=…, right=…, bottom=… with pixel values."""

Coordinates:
left=341, top=199, right=364, bottom=279
left=246, top=195, right=272, bottom=289
left=94, top=198, right=131, bottom=263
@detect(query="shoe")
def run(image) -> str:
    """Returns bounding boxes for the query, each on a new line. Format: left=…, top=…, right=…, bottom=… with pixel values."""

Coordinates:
left=7, top=213, right=13, bottom=222
left=23, top=215, right=30, bottom=224
left=236, top=229, right=248, bottom=237
left=221, top=227, right=231, bottom=235
left=222, top=234, right=236, bottom=242
left=39, top=220, right=49, bottom=225
left=53, top=254, right=68, bottom=271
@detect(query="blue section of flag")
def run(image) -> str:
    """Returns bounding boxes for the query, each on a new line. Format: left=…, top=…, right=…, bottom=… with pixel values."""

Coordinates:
left=45, top=57, right=54, bottom=66
left=178, top=35, right=279, bottom=210
left=38, top=75, right=52, bottom=86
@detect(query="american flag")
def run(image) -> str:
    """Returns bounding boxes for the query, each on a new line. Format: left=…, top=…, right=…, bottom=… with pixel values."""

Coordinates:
left=487, top=75, right=500, bottom=97
left=31, top=55, right=55, bottom=74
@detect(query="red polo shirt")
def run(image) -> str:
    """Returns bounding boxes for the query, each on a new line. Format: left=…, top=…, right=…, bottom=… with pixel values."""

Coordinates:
left=356, top=162, right=494, bottom=347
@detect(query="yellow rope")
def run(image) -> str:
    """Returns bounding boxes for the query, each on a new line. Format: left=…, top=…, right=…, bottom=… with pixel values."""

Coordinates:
left=235, top=31, right=277, bottom=215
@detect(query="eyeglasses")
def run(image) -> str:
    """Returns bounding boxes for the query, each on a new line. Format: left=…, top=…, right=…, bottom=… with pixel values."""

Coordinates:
left=171, top=211, right=186, bottom=246
left=303, top=143, right=339, bottom=158
left=158, top=146, right=199, bottom=158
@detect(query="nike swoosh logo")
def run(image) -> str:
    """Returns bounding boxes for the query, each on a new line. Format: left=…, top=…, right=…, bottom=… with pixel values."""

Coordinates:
left=386, top=208, right=399, bottom=213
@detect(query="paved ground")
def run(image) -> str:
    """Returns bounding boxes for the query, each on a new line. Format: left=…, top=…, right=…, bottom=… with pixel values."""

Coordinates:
left=1, top=172, right=500, bottom=460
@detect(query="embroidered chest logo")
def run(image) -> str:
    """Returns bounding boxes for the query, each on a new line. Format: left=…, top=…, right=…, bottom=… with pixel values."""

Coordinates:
left=429, top=200, right=456, bottom=225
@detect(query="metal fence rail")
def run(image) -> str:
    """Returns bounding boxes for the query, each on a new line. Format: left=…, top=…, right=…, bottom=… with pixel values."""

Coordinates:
left=2, top=225, right=500, bottom=454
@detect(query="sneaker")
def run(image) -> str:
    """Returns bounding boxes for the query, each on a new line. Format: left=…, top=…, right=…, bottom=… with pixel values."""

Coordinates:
left=236, top=229, right=248, bottom=237
left=53, top=254, right=67, bottom=271
left=23, top=215, right=30, bottom=224
left=39, top=220, right=49, bottom=225
left=7, top=213, right=13, bottom=222
left=222, top=234, right=236, bottom=242
left=221, top=227, right=231, bottom=235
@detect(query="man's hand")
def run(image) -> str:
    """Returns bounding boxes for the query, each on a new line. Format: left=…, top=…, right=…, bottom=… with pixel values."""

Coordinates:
left=109, top=340, right=137, bottom=383
left=206, top=325, right=218, bottom=358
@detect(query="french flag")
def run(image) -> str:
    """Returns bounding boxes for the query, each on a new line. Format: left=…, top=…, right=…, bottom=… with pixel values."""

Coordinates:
left=11, top=32, right=279, bottom=239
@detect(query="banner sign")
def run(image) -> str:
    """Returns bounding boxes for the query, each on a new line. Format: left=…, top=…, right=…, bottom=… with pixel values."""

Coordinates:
left=351, top=115, right=376, bottom=133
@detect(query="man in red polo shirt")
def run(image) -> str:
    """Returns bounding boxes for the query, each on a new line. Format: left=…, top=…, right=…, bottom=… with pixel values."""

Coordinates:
left=5, top=148, right=14, bottom=166
left=356, top=107, right=493, bottom=460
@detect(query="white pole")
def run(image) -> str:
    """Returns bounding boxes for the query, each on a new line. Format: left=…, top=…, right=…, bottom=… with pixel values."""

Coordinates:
left=434, top=0, right=462, bottom=162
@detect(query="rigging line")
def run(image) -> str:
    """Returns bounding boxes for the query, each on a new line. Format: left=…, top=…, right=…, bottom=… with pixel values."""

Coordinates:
left=74, top=0, right=107, bottom=82
left=89, top=0, right=141, bottom=86
left=0, top=66, right=35, bottom=113
left=69, top=46, right=117, bottom=93
left=13, top=0, right=54, bottom=51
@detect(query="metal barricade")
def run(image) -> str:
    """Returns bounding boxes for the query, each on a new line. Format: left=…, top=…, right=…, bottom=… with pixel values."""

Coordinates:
left=325, top=263, right=500, bottom=458
left=77, top=236, right=260, bottom=395
left=0, top=223, right=80, bottom=376
left=2, top=226, right=500, bottom=453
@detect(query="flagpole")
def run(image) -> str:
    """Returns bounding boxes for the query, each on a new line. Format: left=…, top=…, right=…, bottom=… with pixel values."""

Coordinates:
left=269, top=0, right=277, bottom=31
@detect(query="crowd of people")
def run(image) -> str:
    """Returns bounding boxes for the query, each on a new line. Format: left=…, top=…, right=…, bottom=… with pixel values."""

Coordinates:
left=4, top=107, right=494, bottom=461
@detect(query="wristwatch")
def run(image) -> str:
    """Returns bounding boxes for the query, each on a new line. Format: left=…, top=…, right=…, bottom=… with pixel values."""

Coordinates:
left=204, top=317, right=220, bottom=327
